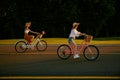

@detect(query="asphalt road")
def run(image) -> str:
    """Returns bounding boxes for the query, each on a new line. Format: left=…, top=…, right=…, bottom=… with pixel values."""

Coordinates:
left=0, top=44, right=120, bottom=79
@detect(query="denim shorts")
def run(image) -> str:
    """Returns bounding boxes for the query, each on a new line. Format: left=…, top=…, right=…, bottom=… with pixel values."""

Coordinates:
left=68, top=37, right=73, bottom=43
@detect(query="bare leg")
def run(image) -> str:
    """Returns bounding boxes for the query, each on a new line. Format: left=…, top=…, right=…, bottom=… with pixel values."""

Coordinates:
left=28, top=35, right=34, bottom=44
left=69, top=39, right=79, bottom=59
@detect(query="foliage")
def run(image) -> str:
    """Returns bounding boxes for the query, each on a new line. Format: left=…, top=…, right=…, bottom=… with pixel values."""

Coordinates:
left=0, top=0, right=119, bottom=39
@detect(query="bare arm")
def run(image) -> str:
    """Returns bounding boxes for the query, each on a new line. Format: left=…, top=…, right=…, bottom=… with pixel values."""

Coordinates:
left=29, top=30, right=39, bottom=35
left=80, top=33, right=87, bottom=36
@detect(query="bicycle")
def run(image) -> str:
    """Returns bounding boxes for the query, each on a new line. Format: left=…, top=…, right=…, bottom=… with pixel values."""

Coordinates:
left=57, top=34, right=99, bottom=61
left=15, top=31, right=47, bottom=53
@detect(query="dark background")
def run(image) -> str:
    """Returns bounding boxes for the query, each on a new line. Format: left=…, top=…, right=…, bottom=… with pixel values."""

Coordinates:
left=0, top=0, right=120, bottom=39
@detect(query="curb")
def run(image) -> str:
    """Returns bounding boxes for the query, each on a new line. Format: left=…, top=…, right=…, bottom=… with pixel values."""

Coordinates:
left=0, top=44, right=120, bottom=47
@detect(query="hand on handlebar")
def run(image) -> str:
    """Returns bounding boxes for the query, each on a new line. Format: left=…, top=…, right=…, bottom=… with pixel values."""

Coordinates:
left=42, top=31, right=46, bottom=35
left=35, top=31, right=46, bottom=36
left=35, top=32, right=40, bottom=35
left=81, top=33, right=87, bottom=36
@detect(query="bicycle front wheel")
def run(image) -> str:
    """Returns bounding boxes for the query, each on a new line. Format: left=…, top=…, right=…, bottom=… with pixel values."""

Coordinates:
left=57, top=44, right=72, bottom=60
left=83, top=45, right=99, bottom=61
left=15, top=41, right=28, bottom=53
left=36, top=40, right=47, bottom=51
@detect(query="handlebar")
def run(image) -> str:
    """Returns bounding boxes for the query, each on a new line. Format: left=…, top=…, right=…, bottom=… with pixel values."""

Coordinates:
left=36, top=31, right=46, bottom=39
left=81, top=33, right=93, bottom=42
left=84, top=34, right=93, bottom=42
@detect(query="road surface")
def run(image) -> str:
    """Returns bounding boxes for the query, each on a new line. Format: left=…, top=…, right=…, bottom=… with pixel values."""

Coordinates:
left=0, top=44, right=120, bottom=79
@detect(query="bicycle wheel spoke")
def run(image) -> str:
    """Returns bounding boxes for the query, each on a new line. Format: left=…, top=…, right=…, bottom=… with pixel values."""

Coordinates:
left=36, top=40, right=47, bottom=51
left=15, top=41, right=28, bottom=53
left=57, top=44, right=71, bottom=60
left=83, top=45, right=99, bottom=61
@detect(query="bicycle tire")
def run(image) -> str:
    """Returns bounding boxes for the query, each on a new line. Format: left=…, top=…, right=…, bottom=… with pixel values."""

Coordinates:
left=15, top=41, right=28, bottom=53
left=36, top=40, right=47, bottom=51
left=83, top=45, right=99, bottom=61
left=57, top=44, right=72, bottom=60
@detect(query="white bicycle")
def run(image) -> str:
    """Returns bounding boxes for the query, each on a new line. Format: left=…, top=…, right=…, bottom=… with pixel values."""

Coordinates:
left=15, top=32, right=47, bottom=53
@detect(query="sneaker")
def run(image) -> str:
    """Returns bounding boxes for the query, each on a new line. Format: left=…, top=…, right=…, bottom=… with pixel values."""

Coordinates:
left=73, top=54, right=80, bottom=59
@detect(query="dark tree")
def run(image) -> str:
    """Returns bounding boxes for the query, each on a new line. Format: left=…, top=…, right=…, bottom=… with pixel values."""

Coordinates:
left=0, top=0, right=119, bottom=39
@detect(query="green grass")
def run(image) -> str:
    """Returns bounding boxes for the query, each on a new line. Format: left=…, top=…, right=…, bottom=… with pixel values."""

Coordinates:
left=94, top=37, right=120, bottom=41
left=0, top=38, right=120, bottom=45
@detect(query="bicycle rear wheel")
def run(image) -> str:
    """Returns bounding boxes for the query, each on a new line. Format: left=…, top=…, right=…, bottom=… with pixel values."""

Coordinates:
left=83, top=45, right=99, bottom=61
left=15, top=41, right=28, bottom=53
left=36, top=40, right=47, bottom=51
left=57, top=44, right=72, bottom=60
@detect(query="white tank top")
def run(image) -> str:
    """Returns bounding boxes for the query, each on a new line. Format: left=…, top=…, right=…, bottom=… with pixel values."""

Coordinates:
left=25, top=29, right=30, bottom=34
left=69, top=29, right=81, bottom=39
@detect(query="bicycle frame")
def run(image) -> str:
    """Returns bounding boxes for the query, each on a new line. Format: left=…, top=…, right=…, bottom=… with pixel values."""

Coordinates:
left=69, top=35, right=93, bottom=54
left=57, top=35, right=99, bottom=60
left=27, top=34, right=43, bottom=48
left=15, top=31, right=47, bottom=53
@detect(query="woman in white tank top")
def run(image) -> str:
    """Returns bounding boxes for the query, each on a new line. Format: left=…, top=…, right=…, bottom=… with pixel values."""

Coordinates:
left=68, top=22, right=85, bottom=59
left=24, top=21, right=38, bottom=44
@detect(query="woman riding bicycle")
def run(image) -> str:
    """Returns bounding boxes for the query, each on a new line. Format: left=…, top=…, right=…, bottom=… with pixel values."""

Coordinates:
left=24, top=21, right=39, bottom=44
left=68, top=22, right=86, bottom=59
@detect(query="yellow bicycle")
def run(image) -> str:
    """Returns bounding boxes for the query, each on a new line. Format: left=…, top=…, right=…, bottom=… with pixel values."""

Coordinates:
left=15, top=32, right=47, bottom=53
